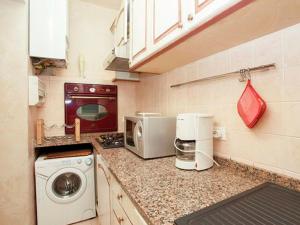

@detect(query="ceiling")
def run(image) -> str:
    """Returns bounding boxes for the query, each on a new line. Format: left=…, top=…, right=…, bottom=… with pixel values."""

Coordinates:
left=82, top=0, right=121, bottom=10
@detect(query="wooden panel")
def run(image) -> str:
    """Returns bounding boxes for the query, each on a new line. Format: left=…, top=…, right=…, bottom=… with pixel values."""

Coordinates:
left=114, top=8, right=126, bottom=46
left=195, top=0, right=213, bottom=14
left=131, top=0, right=147, bottom=58
left=153, top=0, right=181, bottom=43
left=111, top=194, right=132, bottom=225
left=111, top=176, right=148, bottom=225
left=45, top=149, right=92, bottom=159
left=130, top=0, right=300, bottom=74
left=96, top=156, right=111, bottom=225
left=111, top=210, right=121, bottom=225
left=36, top=119, right=44, bottom=145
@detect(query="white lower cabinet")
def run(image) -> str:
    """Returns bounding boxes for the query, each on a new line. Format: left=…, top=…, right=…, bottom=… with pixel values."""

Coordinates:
left=96, top=155, right=111, bottom=225
left=96, top=154, right=148, bottom=225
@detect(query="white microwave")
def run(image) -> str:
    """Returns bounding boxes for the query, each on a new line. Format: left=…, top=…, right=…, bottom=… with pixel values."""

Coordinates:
left=124, top=116, right=176, bottom=159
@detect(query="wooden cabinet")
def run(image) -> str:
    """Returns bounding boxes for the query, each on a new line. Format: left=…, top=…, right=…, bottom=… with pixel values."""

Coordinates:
left=112, top=0, right=128, bottom=48
left=111, top=194, right=132, bottom=225
left=110, top=175, right=148, bottom=225
left=195, top=0, right=212, bottom=14
left=128, top=0, right=300, bottom=74
left=153, top=0, right=182, bottom=43
left=130, top=0, right=147, bottom=60
left=96, top=155, right=111, bottom=225
left=96, top=154, right=148, bottom=225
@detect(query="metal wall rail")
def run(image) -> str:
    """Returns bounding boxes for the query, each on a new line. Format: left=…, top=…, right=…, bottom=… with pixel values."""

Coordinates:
left=170, top=63, right=276, bottom=88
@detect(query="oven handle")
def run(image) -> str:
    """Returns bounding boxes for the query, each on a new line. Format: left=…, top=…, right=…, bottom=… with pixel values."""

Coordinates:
left=70, top=96, right=116, bottom=100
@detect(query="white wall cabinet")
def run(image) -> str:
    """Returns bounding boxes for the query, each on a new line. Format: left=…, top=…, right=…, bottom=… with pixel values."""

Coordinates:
left=129, top=0, right=194, bottom=69
left=96, top=154, right=148, bottom=225
left=29, top=0, right=69, bottom=60
left=153, top=0, right=182, bottom=44
left=130, top=0, right=147, bottom=62
left=111, top=0, right=128, bottom=48
left=128, top=0, right=300, bottom=74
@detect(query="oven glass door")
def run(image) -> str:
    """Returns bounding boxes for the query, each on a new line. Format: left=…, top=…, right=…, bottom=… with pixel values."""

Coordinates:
left=65, top=96, right=117, bottom=133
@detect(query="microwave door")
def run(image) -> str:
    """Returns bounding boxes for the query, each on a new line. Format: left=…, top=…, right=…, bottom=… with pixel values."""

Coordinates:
left=134, top=120, right=144, bottom=154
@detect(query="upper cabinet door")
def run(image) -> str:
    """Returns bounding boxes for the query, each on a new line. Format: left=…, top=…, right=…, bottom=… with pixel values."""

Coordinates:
left=130, top=0, right=147, bottom=59
left=195, top=0, right=212, bottom=14
left=153, top=0, right=182, bottom=43
left=113, top=0, right=128, bottom=47
left=29, top=0, right=68, bottom=59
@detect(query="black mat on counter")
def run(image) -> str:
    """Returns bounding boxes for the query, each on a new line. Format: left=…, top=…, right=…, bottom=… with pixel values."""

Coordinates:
left=174, top=182, right=300, bottom=225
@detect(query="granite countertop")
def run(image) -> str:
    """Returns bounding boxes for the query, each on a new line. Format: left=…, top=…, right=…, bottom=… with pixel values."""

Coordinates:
left=35, top=135, right=300, bottom=225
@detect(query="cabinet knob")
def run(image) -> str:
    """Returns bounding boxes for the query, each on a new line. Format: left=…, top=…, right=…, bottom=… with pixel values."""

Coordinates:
left=117, top=193, right=123, bottom=200
left=117, top=217, right=124, bottom=224
left=187, top=14, right=194, bottom=21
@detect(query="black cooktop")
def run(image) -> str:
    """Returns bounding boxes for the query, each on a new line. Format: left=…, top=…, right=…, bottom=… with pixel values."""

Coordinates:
left=97, top=133, right=124, bottom=149
left=174, top=182, right=300, bottom=225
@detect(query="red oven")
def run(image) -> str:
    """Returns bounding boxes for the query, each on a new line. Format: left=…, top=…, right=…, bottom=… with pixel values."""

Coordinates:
left=64, top=83, right=118, bottom=134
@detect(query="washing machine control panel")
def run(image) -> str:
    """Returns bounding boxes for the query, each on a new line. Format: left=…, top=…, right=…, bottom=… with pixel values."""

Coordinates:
left=85, top=158, right=93, bottom=166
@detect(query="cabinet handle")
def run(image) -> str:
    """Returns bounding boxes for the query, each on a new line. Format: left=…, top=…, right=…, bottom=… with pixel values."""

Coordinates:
left=178, top=22, right=183, bottom=28
left=117, top=193, right=123, bottom=200
left=187, top=14, right=194, bottom=21
left=117, top=217, right=124, bottom=224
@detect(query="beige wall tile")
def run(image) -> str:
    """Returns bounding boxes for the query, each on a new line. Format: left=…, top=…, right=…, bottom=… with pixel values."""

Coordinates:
left=229, top=41, right=255, bottom=71
left=252, top=103, right=285, bottom=135
left=283, top=102, right=300, bottom=137
left=282, top=65, right=300, bottom=102
left=137, top=23, right=300, bottom=179
left=283, top=23, right=300, bottom=67
left=253, top=31, right=283, bottom=70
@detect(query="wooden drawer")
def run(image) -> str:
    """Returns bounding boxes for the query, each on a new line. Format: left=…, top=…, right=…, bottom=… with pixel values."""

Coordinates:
left=111, top=192, right=132, bottom=225
left=111, top=176, right=148, bottom=225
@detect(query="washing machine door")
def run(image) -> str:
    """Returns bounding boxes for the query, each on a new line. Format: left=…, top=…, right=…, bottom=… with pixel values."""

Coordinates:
left=46, top=167, right=87, bottom=204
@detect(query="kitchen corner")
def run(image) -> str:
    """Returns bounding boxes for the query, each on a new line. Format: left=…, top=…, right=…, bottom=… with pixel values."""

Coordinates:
left=35, top=134, right=300, bottom=225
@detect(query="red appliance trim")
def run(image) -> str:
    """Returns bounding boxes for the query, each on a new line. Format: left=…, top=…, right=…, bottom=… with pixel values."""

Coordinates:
left=64, top=83, right=118, bottom=134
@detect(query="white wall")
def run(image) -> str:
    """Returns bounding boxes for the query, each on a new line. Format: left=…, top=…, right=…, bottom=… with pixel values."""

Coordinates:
left=0, top=0, right=36, bottom=224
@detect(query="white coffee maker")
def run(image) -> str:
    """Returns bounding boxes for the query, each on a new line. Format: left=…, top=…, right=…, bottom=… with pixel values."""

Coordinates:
left=174, top=113, right=215, bottom=171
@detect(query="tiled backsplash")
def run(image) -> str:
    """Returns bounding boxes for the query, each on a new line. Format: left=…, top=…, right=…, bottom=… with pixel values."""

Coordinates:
left=136, top=23, right=300, bottom=179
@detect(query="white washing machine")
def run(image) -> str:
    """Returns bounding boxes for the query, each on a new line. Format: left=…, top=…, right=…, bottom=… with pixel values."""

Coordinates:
left=35, top=153, right=96, bottom=225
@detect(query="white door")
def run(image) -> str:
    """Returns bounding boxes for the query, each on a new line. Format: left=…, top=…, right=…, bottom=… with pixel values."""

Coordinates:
left=30, top=0, right=68, bottom=59
left=153, top=0, right=182, bottom=43
left=113, top=0, right=128, bottom=47
left=195, top=0, right=213, bottom=15
left=96, top=156, right=111, bottom=225
left=134, top=120, right=144, bottom=154
left=46, top=168, right=87, bottom=204
left=130, top=0, right=147, bottom=59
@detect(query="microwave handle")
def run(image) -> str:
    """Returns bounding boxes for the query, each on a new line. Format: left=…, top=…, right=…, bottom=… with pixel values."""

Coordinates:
left=133, top=123, right=138, bottom=150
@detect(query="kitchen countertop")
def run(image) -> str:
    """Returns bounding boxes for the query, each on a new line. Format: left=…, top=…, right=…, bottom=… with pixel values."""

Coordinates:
left=35, top=135, right=300, bottom=225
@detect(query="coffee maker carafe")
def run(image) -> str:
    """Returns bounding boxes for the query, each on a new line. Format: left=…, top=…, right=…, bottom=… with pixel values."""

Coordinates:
left=174, top=113, right=216, bottom=171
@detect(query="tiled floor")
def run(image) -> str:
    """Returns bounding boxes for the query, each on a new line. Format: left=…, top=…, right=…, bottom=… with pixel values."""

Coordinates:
left=72, top=217, right=99, bottom=225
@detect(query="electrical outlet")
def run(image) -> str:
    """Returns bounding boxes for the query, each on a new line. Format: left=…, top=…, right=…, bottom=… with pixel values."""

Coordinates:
left=213, top=127, right=227, bottom=140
